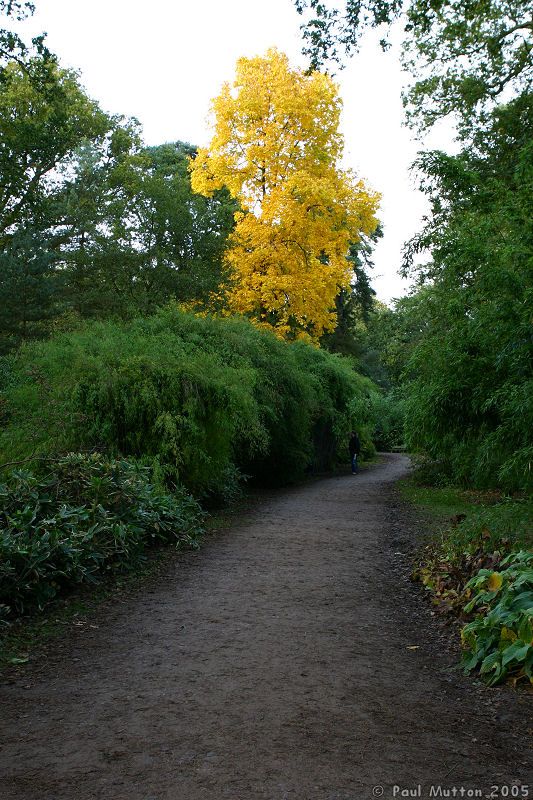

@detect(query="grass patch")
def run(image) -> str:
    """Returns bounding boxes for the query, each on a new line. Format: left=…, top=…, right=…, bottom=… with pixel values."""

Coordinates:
left=398, top=475, right=501, bottom=521
left=400, top=474, right=533, bottom=556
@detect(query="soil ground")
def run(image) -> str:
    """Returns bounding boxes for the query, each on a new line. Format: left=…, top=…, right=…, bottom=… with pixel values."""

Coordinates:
left=0, top=454, right=531, bottom=800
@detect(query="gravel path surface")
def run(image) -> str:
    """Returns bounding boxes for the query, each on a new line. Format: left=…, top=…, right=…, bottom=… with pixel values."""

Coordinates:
left=0, top=454, right=531, bottom=800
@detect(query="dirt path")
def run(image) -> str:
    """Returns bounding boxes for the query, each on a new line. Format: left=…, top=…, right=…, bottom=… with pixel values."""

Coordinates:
left=0, top=454, right=530, bottom=800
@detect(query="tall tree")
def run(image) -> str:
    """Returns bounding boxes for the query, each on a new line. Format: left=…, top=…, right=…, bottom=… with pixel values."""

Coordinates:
left=190, top=48, right=379, bottom=341
left=401, top=95, right=533, bottom=489
left=321, top=228, right=380, bottom=357
left=54, top=136, right=237, bottom=318
left=0, top=50, right=110, bottom=350
left=0, top=59, right=108, bottom=241
left=0, top=1, right=48, bottom=70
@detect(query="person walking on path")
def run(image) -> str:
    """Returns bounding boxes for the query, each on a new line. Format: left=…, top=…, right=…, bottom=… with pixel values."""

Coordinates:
left=349, top=430, right=360, bottom=474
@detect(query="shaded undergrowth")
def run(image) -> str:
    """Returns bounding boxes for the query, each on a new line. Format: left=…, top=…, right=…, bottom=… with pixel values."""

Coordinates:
left=401, top=475, right=533, bottom=687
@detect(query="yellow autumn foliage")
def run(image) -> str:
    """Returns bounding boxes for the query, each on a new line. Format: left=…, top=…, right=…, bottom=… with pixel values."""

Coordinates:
left=190, top=48, right=380, bottom=340
left=487, top=571, right=503, bottom=592
left=500, top=626, right=517, bottom=643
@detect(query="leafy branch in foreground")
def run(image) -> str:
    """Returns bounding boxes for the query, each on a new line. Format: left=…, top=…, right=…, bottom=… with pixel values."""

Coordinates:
left=294, top=0, right=533, bottom=131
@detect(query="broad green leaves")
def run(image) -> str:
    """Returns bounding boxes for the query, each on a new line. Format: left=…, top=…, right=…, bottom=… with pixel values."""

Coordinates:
left=462, top=551, right=533, bottom=686
left=0, top=453, right=204, bottom=617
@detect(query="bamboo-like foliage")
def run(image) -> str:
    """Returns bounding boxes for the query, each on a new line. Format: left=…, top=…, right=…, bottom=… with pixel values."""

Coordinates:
left=0, top=307, right=377, bottom=496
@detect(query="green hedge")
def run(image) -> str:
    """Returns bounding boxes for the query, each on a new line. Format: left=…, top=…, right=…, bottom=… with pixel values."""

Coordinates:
left=0, top=307, right=376, bottom=496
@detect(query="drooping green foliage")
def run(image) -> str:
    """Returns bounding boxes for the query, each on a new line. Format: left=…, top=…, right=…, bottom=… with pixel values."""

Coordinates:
left=366, top=390, right=406, bottom=451
left=401, top=96, right=533, bottom=491
left=0, top=452, right=204, bottom=618
left=0, top=308, right=376, bottom=497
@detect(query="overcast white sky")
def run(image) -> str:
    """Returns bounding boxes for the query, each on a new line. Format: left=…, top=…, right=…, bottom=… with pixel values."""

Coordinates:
left=19, top=0, right=456, bottom=302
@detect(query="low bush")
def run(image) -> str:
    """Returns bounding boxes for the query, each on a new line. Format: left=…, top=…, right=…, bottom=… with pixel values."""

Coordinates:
left=461, top=552, right=533, bottom=686
left=410, top=482, right=533, bottom=686
left=0, top=453, right=203, bottom=616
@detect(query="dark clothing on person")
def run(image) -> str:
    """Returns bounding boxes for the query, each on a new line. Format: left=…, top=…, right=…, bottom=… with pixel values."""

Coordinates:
left=349, top=432, right=360, bottom=474
left=349, top=433, right=360, bottom=457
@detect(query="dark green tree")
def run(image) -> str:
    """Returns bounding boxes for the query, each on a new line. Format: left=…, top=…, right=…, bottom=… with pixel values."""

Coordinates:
left=321, top=228, right=379, bottom=360
left=54, top=137, right=237, bottom=317
left=0, top=59, right=109, bottom=241
left=0, top=9, right=237, bottom=347
left=401, top=95, right=533, bottom=489
left=0, top=226, right=58, bottom=351
left=0, top=52, right=111, bottom=350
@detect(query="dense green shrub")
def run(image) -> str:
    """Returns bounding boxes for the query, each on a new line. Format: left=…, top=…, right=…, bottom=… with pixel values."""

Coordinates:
left=0, top=310, right=376, bottom=620
left=0, top=307, right=374, bottom=494
left=0, top=453, right=203, bottom=616
left=345, top=385, right=406, bottom=456
left=462, top=551, right=533, bottom=686
left=269, top=340, right=376, bottom=476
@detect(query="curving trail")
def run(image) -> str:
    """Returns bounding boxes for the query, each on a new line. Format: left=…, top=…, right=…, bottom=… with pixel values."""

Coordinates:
left=0, top=454, right=530, bottom=800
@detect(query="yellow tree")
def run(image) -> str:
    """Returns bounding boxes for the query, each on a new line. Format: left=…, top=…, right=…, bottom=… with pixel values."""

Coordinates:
left=190, top=48, right=380, bottom=340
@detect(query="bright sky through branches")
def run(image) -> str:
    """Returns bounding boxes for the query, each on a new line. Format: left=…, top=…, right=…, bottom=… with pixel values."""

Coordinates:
left=17, top=0, right=455, bottom=303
